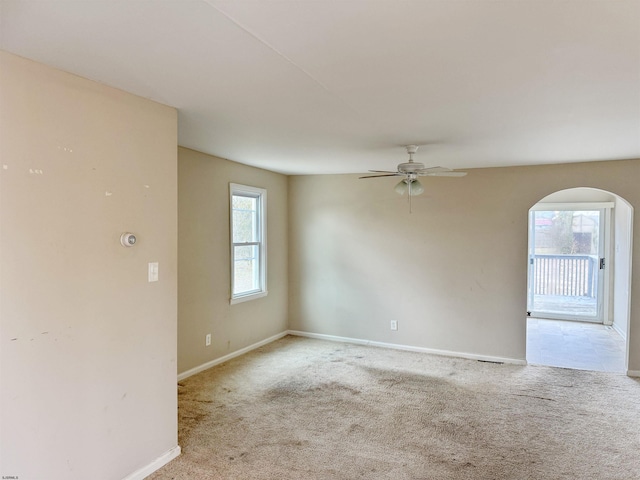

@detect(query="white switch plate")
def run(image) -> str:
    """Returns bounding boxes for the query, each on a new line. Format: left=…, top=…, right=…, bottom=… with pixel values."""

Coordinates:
left=390, top=320, right=398, bottom=331
left=205, top=334, right=211, bottom=346
left=148, top=262, right=159, bottom=282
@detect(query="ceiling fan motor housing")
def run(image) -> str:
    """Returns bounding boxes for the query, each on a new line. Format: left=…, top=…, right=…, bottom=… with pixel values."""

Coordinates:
left=397, top=162, right=425, bottom=173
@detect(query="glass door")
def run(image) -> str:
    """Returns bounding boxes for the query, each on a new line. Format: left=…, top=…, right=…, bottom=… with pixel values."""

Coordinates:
left=527, top=206, right=608, bottom=322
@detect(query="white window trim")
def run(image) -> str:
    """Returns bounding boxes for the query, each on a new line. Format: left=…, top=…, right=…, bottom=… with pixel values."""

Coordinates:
left=230, top=183, right=267, bottom=304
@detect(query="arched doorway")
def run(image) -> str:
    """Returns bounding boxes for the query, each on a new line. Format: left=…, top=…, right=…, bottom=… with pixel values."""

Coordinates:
left=526, top=188, right=633, bottom=373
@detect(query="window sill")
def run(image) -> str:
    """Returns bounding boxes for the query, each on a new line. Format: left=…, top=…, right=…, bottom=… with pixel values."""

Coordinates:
left=230, top=290, right=268, bottom=305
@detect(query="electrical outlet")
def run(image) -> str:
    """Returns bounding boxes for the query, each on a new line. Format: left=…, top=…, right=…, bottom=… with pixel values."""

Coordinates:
left=390, top=320, right=398, bottom=331
left=205, top=334, right=211, bottom=346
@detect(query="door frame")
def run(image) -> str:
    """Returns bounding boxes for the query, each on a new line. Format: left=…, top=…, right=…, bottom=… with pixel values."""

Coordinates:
left=527, top=202, right=613, bottom=324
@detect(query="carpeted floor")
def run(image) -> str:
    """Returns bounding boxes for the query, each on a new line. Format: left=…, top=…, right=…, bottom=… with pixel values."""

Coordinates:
left=149, top=336, right=640, bottom=479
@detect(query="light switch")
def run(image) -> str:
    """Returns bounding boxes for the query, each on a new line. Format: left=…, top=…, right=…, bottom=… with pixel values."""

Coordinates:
left=148, top=262, right=159, bottom=282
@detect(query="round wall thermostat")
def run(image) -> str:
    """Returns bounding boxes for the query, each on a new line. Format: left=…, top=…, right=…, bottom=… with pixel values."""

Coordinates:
left=120, top=233, right=137, bottom=247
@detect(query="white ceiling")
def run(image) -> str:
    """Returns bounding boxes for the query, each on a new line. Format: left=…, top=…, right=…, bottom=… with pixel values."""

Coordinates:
left=1, top=0, right=639, bottom=175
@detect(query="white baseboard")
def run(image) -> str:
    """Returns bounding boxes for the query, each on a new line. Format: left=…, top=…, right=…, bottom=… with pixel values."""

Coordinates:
left=627, top=370, right=640, bottom=378
left=121, top=445, right=180, bottom=480
left=177, top=331, right=289, bottom=381
left=287, top=330, right=527, bottom=366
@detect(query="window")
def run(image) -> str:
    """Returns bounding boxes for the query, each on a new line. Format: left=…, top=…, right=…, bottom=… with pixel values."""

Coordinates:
left=230, top=183, right=267, bottom=303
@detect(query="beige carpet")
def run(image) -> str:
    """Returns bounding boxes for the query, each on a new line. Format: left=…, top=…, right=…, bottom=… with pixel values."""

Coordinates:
left=149, top=336, right=640, bottom=479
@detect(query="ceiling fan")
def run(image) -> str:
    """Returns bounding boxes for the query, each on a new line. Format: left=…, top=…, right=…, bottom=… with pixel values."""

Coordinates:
left=360, top=145, right=467, bottom=194
left=359, top=145, right=467, bottom=212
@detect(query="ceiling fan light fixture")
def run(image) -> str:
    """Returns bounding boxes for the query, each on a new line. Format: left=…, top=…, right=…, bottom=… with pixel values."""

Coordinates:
left=394, top=179, right=408, bottom=195
left=409, top=179, right=424, bottom=196
left=394, top=178, right=424, bottom=196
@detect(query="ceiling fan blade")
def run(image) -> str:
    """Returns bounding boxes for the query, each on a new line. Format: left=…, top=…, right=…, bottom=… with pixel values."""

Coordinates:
left=418, top=166, right=452, bottom=173
left=421, top=171, right=468, bottom=177
left=368, top=170, right=400, bottom=174
left=359, top=173, right=402, bottom=179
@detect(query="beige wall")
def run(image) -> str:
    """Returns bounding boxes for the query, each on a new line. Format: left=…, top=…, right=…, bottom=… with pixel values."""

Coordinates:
left=0, top=52, right=178, bottom=479
left=288, top=159, right=640, bottom=370
left=177, top=148, right=288, bottom=374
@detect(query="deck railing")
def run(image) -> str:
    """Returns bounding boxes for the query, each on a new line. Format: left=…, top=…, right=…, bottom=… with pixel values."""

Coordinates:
left=531, top=254, right=598, bottom=298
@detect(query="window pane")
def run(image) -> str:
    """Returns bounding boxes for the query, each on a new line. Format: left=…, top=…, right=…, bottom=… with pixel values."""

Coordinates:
left=233, top=245, right=259, bottom=295
left=533, top=210, right=600, bottom=255
left=230, top=184, right=266, bottom=302
left=232, top=195, right=257, bottom=243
